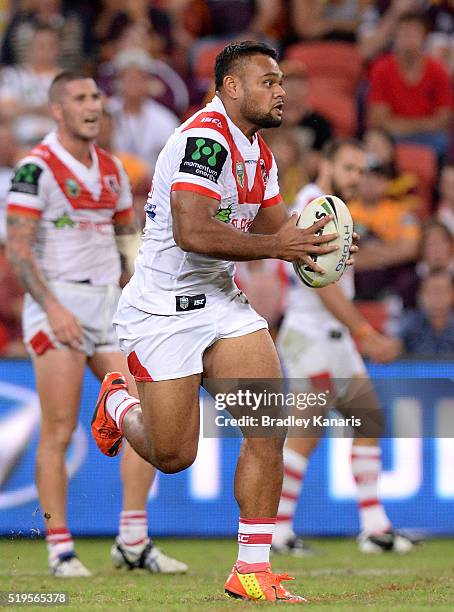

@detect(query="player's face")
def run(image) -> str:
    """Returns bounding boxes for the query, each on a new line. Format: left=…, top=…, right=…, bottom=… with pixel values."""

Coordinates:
left=56, top=79, right=103, bottom=141
left=239, top=55, right=285, bottom=129
left=330, top=146, right=367, bottom=201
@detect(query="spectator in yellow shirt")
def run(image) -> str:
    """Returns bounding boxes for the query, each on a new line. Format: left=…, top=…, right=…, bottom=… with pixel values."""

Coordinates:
left=350, top=155, right=421, bottom=305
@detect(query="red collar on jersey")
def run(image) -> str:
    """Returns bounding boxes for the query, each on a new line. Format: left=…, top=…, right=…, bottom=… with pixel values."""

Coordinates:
left=182, top=111, right=273, bottom=206
left=31, top=144, right=121, bottom=210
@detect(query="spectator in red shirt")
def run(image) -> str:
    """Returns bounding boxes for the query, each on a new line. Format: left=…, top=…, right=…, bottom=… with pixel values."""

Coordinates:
left=368, top=12, right=453, bottom=159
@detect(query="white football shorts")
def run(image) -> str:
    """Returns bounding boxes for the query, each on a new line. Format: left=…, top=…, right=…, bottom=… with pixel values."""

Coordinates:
left=113, top=291, right=268, bottom=381
left=23, top=281, right=121, bottom=357
left=276, top=321, right=366, bottom=395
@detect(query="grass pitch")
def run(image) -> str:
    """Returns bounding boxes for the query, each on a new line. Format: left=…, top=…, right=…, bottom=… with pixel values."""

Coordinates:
left=1, top=538, right=453, bottom=610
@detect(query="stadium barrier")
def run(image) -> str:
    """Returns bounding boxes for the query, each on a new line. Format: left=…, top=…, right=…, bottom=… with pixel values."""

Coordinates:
left=1, top=359, right=453, bottom=537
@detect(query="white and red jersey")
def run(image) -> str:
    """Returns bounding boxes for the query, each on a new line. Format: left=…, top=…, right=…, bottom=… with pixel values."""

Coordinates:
left=7, top=131, right=133, bottom=286
left=123, top=95, right=281, bottom=315
left=284, top=182, right=354, bottom=335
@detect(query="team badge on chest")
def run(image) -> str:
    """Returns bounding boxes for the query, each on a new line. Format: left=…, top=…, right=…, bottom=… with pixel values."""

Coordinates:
left=65, top=178, right=80, bottom=197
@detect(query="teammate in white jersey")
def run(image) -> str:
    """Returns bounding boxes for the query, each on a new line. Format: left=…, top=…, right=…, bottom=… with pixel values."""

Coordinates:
left=272, top=138, right=415, bottom=555
left=6, top=71, right=187, bottom=577
left=91, top=41, right=351, bottom=603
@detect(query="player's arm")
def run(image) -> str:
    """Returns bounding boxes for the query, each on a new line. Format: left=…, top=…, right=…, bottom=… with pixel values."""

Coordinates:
left=114, top=217, right=141, bottom=281
left=112, top=159, right=142, bottom=281
left=315, top=283, right=402, bottom=363
left=6, top=212, right=83, bottom=349
left=171, top=190, right=338, bottom=270
left=249, top=200, right=289, bottom=234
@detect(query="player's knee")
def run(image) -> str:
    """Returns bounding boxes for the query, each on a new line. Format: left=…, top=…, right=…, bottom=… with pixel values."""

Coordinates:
left=152, top=447, right=197, bottom=474
left=39, top=420, right=77, bottom=452
left=244, top=437, right=284, bottom=460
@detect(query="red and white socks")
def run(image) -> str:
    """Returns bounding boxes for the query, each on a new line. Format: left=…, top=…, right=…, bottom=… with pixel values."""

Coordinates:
left=46, top=527, right=75, bottom=564
left=273, top=448, right=308, bottom=547
left=236, top=517, right=276, bottom=573
left=351, top=445, right=391, bottom=535
left=118, top=510, right=148, bottom=556
left=106, top=390, right=139, bottom=431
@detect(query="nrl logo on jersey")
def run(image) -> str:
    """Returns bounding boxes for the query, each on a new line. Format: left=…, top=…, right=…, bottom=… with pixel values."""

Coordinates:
left=65, top=178, right=80, bottom=197
left=235, top=162, right=245, bottom=188
left=104, top=174, right=120, bottom=194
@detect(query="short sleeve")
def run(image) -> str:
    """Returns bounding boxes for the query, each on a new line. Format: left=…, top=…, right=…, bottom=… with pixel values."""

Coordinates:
left=262, top=155, right=281, bottom=208
left=112, top=157, right=134, bottom=224
left=7, top=157, right=48, bottom=218
left=431, top=61, right=453, bottom=110
left=170, top=128, right=230, bottom=202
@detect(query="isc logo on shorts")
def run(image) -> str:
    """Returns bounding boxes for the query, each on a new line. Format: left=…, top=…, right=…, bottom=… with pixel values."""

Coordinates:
left=176, top=294, right=206, bottom=312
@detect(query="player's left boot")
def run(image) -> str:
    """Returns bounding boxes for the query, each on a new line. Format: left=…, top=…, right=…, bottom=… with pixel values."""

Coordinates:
left=358, top=530, right=415, bottom=554
left=224, top=564, right=307, bottom=603
left=91, top=372, right=129, bottom=457
left=272, top=536, right=315, bottom=557
left=111, top=537, right=188, bottom=573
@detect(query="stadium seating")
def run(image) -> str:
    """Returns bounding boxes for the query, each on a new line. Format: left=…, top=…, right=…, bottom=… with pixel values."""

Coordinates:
left=395, top=143, right=437, bottom=218
left=285, top=41, right=364, bottom=97
left=285, top=42, right=364, bottom=136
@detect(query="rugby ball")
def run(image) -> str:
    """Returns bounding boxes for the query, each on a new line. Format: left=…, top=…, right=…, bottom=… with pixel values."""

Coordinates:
left=293, top=195, right=353, bottom=288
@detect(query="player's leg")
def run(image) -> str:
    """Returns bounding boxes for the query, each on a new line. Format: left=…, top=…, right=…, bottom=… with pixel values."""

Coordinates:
left=34, top=348, right=91, bottom=576
left=273, top=323, right=331, bottom=554
left=337, top=373, right=414, bottom=553
left=88, top=350, right=188, bottom=573
left=204, top=329, right=305, bottom=602
left=273, top=436, right=320, bottom=554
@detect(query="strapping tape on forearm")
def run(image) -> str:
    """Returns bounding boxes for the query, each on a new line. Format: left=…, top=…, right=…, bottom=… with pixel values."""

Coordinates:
left=115, top=232, right=142, bottom=275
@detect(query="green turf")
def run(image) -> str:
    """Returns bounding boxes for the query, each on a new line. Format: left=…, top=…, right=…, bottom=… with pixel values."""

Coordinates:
left=0, top=538, right=453, bottom=610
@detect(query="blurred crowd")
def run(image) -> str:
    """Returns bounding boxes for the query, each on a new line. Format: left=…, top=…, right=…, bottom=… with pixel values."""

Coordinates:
left=1, top=0, right=454, bottom=357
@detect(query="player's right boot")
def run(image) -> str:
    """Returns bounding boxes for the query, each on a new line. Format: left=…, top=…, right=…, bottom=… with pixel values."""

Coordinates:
left=49, top=552, right=92, bottom=577
left=224, top=564, right=307, bottom=603
left=91, top=372, right=128, bottom=457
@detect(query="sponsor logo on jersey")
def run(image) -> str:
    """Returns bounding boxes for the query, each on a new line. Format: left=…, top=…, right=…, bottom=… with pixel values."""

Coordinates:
left=10, top=163, right=43, bottom=196
left=53, top=212, right=75, bottom=229
left=235, top=161, right=245, bottom=188
left=65, top=178, right=80, bottom=198
left=200, top=116, right=223, bottom=128
left=179, top=137, right=227, bottom=183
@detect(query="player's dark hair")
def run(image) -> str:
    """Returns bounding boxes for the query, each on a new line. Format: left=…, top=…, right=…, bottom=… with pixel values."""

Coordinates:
left=49, top=70, right=92, bottom=102
left=322, top=138, right=364, bottom=161
left=214, top=41, right=278, bottom=90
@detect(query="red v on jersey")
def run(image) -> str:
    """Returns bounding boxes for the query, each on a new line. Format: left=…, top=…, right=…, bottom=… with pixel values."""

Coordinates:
left=31, top=144, right=121, bottom=210
left=182, top=111, right=274, bottom=206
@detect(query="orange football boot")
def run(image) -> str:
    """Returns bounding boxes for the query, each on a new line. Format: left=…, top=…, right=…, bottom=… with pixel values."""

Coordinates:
left=91, top=372, right=130, bottom=457
left=224, top=564, right=307, bottom=603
